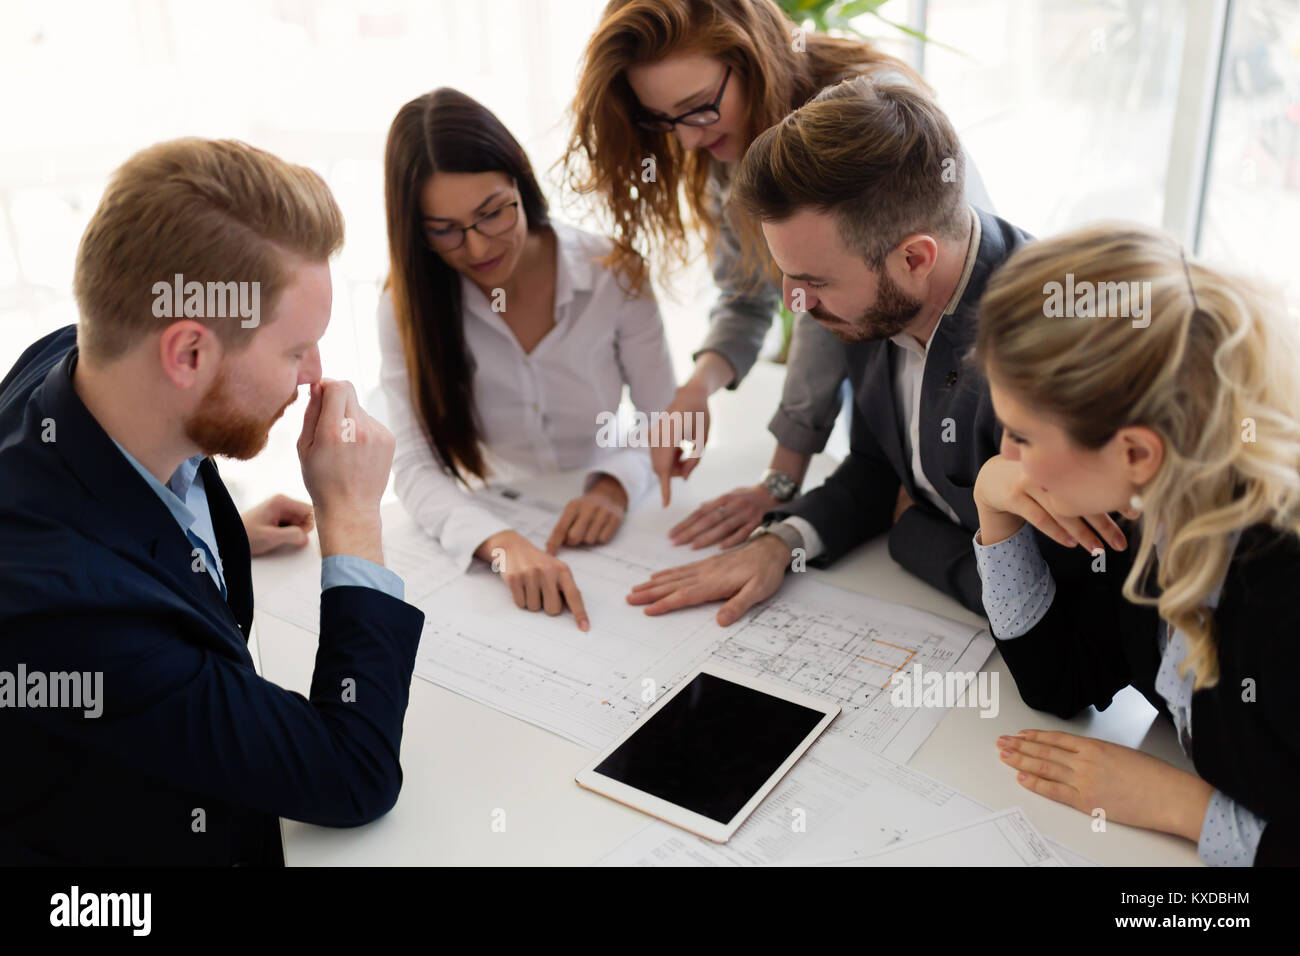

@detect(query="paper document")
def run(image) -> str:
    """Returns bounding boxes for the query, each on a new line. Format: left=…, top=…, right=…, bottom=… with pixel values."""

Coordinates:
left=591, top=735, right=989, bottom=866
left=817, top=807, right=1065, bottom=867
left=1046, top=840, right=1101, bottom=867
left=257, top=519, right=461, bottom=633
left=261, top=490, right=993, bottom=762
left=414, top=491, right=994, bottom=760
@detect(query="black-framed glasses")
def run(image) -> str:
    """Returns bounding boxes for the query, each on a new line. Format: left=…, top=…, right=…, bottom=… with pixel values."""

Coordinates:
left=423, top=199, right=520, bottom=252
left=635, top=66, right=732, bottom=132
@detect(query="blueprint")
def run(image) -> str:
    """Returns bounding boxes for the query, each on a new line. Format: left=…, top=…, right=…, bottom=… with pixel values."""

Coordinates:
left=410, top=491, right=994, bottom=761
left=260, top=489, right=993, bottom=759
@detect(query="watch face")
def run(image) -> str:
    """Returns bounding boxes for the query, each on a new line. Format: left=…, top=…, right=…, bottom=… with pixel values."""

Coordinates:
left=764, top=473, right=795, bottom=501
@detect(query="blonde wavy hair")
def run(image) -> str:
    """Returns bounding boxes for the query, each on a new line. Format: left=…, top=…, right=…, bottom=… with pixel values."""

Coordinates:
left=974, top=222, right=1300, bottom=688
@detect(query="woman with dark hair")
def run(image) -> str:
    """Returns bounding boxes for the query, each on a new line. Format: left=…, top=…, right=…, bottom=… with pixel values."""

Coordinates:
left=563, top=0, right=991, bottom=547
left=380, top=88, right=675, bottom=629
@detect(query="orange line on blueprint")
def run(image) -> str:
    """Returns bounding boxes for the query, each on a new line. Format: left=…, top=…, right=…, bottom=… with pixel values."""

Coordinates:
left=876, top=640, right=917, bottom=656
left=857, top=640, right=918, bottom=689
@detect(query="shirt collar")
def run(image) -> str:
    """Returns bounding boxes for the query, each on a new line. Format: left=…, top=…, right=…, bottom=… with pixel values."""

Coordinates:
left=460, top=222, right=596, bottom=324
left=110, top=438, right=204, bottom=532
left=889, top=206, right=980, bottom=358
left=941, top=205, right=981, bottom=317
left=552, top=222, right=597, bottom=313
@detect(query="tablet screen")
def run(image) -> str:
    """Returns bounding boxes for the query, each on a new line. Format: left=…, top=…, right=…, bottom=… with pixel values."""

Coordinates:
left=593, top=671, right=828, bottom=824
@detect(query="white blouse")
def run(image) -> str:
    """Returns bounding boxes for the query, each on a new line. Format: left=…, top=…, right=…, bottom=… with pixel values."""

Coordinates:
left=377, top=221, right=677, bottom=570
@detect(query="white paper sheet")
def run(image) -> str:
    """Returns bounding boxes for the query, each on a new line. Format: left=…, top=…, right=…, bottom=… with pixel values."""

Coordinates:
left=257, top=519, right=462, bottom=633
left=1046, top=839, right=1101, bottom=867
left=591, top=735, right=990, bottom=866
left=412, top=491, right=994, bottom=759
left=817, top=806, right=1065, bottom=867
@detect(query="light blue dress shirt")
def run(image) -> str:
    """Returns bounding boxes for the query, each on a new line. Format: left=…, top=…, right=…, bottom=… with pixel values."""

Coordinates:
left=111, top=441, right=403, bottom=601
left=973, top=521, right=1265, bottom=866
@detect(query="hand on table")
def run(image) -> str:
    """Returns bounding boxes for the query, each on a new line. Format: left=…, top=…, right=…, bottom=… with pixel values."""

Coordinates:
left=242, top=494, right=315, bottom=556
left=627, top=533, right=791, bottom=627
left=478, top=529, right=589, bottom=631
left=668, top=484, right=778, bottom=550
left=996, top=729, right=1214, bottom=841
left=546, top=475, right=627, bottom=553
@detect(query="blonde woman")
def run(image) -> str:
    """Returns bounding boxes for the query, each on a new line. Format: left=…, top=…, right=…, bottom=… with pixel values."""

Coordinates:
left=970, top=222, right=1300, bottom=865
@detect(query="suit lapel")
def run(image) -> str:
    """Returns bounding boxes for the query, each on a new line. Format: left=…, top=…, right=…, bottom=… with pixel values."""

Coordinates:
left=856, top=340, right=909, bottom=486
left=911, top=210, right=1018, bottom=530
left=34, top=347, right=251, bottom=658
left=918, top=315, right=981, bottom=528
left=201, top=457, right=253, bottom=637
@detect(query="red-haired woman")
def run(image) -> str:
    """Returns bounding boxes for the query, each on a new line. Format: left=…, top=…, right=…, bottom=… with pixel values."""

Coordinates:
left=564, top=0, right=991, bottom=547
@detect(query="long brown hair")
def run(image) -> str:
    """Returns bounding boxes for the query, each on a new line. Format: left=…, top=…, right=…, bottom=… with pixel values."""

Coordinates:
left=384, top=88, right=551, bottom=484
left=562, top=0, right=925, bottom=292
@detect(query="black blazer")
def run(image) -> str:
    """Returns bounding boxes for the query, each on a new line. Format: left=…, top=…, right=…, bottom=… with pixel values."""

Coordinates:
left=994, top=521, right=1300, bottom=866
left=0, top=326, right=426, bottom=865
left=770, top=208, right=1035, bottom=614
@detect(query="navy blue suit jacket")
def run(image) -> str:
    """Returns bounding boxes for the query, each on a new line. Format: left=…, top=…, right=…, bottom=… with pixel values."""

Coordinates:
left=0, top=326, right=425, bottom=865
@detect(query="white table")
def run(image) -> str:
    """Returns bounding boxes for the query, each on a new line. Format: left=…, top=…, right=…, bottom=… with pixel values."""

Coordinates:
left=251, top=366, right=1201, bottom=866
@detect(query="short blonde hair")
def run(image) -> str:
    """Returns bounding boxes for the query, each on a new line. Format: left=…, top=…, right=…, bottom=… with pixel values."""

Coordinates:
left=975, top=222, right=1300, bottom=688
left=74, top=138, right=344, bottom=361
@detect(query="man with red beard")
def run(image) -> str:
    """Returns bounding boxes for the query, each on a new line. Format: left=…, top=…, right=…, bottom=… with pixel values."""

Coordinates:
left=0, top=139, right=425, bottom=865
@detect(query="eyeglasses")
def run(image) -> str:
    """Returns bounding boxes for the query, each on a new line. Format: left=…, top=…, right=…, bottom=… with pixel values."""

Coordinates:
left=634, top=66, right=732, bottom=132
left=423, top=199, right=520, bottom=252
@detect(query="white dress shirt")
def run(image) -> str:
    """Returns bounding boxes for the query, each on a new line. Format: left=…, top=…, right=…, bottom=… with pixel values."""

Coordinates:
left=888, top=208, right=980, bottom=526
left=377, top=221, right=676, bottom=570
left=786, top=208, right=979, bottom=558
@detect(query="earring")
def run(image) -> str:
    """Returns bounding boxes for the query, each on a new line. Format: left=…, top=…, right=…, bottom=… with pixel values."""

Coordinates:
left=1129, top=493, right=1143, bottom=513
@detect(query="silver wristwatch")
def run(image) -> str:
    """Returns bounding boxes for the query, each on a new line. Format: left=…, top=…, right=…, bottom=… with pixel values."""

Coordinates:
left=760, top=469, right=798, bottom=502
left=749, top=519, right=805, bottom=556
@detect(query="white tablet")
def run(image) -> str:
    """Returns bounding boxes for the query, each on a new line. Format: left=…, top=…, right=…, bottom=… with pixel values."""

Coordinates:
left=575, top=664, right=839, bottom=843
